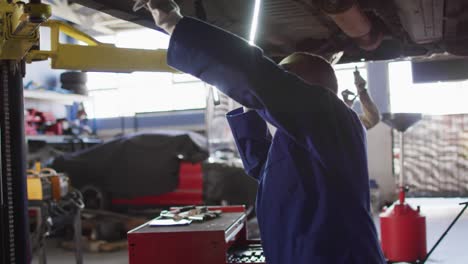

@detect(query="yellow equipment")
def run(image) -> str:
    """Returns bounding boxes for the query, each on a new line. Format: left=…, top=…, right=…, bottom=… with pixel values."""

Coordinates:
left=26, top=177, right=52, bottom=200
left=0, top=0, right=51, bottom=60
left=26, top=20, right=176, bottom=72
left=1, top=0, right=175, bottom=73
left=40, top=168, right=70, bottom=201
left=27, top=170, right=52, bottom=201
left=27, top=164, right=70, bottom=201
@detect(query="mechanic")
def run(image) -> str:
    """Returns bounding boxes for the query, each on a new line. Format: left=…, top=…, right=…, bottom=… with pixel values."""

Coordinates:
left=341, top=69, right=380, bottom=130
left=141, top=1, right=385, bottom=263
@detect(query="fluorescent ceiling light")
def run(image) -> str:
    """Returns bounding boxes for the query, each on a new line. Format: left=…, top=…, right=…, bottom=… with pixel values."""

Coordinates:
left=249, top=0, right=262, bottom=45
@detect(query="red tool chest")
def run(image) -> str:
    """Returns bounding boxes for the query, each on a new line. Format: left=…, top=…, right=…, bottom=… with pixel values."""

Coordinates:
left=127, top=206, right=265, bottom=264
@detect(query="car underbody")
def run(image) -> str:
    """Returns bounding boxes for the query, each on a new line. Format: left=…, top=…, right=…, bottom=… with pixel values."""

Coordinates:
left=72, top=0, right=468, bottom=63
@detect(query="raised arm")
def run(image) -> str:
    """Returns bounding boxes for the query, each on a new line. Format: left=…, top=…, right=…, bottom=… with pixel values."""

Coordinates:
left=353, top=70, right=380, bottom=129
left=143, top=1, right=358, bottom=160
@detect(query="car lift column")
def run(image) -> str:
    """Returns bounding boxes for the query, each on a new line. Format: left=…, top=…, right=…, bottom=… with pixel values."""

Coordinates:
left=0, top=60, right=30, bottom=264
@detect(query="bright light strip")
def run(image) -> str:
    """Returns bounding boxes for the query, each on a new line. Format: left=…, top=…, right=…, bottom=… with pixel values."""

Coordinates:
left=249, top=0, right=262, bottom=45
left=212, top=87, right=220, bottom=105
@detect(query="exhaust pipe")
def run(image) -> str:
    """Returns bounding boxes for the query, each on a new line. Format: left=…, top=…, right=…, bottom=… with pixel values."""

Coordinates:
left=317, top=0, right=383, bottom=51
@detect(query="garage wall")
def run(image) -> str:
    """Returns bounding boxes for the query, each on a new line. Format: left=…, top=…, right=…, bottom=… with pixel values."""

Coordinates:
left=396, top=114, right=468, bottom=196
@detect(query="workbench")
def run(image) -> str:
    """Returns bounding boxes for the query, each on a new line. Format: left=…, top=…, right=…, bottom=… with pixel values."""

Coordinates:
left=128, top=206, right=265, bottom=264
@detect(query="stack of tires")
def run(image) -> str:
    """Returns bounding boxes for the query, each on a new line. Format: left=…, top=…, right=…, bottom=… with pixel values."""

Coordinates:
left=60, top=71, right=88, bottom=95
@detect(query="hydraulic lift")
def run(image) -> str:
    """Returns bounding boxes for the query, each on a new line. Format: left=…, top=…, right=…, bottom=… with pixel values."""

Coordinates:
left=1, top=1, right=50, bottom=263
left=0, top=1, right=174, bottom=263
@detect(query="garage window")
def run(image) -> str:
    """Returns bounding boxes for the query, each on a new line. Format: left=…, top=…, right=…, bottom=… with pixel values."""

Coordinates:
left=389, top=61, right=468, bottom=114
left=389, top=60, right=468, bottom=196
left=334, top=62, right=367, bottom=96
left=85, top=29, right=207, bottom=118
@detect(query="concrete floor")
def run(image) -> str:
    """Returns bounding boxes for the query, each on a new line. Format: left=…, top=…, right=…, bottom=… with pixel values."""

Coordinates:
left=32, top=198, right=468, bottom=264
left=395, top=198, right=468, bottom=264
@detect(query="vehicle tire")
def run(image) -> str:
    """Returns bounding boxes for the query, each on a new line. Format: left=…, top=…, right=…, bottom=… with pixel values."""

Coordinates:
left=80, top=185, right=110, bottom=210
left=60, top=71, right=87, bottom=84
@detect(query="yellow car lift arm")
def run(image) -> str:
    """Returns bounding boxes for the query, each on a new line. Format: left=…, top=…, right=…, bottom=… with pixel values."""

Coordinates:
left=1, top=0, right=175, bottom=73
left=26, top=20, right=176, bottom=73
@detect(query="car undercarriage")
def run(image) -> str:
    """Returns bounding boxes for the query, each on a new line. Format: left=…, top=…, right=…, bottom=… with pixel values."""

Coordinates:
left=72, top=0, right=468, bottom=63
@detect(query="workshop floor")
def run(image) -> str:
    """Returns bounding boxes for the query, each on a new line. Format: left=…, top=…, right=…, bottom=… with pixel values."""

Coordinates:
left=31, top=239, right=128, bottom=264
left=32, top=198, right=468, bottom=264
left=383, top=198, right=468, bottom=264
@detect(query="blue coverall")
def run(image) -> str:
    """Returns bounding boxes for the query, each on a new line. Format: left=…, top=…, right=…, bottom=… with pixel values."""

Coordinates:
left=168, top=17, right=385, bottom=264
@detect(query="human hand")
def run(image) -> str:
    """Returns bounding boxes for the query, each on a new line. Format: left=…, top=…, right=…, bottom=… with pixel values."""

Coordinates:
left=133, top=0, right=182, bottom=34
left=354, top=67, right=367, bottom=93
left=341, top=89, right=357, bottom=107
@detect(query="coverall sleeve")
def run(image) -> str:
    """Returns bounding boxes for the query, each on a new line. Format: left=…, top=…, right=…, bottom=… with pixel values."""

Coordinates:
left=168, top=17, right=354, bottom=161
left=226, top=108, right=272, bottom=180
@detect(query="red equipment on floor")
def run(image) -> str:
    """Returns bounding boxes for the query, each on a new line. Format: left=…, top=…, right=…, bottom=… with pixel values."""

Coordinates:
left=380, top=114, right=468, bottom=264
left=112, top=162, right=204, bottom=206
left=380, top=113, right=427, bottom=263
left=128, top=206, right=264, bottom=264
left=380, top=187, right=427, bottom=263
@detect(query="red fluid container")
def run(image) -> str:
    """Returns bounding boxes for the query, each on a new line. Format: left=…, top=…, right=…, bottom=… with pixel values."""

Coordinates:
left=380, top=202, right=427, bottom=262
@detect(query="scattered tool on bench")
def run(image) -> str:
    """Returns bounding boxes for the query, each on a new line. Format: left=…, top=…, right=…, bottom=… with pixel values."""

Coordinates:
left=149, top=205, right=223, bottom=226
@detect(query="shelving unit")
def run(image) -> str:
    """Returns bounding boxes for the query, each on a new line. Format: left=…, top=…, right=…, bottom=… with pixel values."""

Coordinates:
left=24, top=90, right=90, bottom=105
left=24, top=90, right=99, bottom=146
left=26, top=135, right=102, bottom=144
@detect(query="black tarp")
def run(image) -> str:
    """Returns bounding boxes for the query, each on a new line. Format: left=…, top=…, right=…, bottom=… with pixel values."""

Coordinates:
left=203, top=162, right=257, bottom=207
left=53, top=132, right=208, bottom=199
